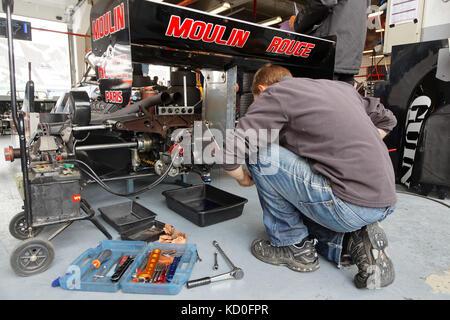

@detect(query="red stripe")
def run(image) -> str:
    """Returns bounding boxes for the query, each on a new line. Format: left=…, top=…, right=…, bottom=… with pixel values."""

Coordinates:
left=354, top=74, right=385, bottom=78
left=32, top=27, right=91, bottom=38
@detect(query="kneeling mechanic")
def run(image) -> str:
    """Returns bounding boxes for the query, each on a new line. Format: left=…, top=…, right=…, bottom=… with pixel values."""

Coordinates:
left=222, top=64, right=397, bottom=289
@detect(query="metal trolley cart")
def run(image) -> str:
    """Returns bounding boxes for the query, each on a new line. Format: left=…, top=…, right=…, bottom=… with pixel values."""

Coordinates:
left=3, top=0, right=112, bottom=277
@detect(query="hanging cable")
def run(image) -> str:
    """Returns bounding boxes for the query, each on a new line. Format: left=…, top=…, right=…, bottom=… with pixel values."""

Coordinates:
left=73, top=132, right=90, bottom=154
left=67, top=144, right=183, bottom=197
left=71, top=157, right=174, bottom=197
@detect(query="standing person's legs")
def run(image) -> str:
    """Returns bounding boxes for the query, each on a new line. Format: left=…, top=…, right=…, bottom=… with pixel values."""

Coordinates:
left=247, top=145, right=395, bottom=288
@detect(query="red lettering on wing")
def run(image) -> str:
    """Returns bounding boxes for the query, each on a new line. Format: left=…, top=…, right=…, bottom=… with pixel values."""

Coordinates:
left=165, top=15, right=250, bottom=48
left=267, top=37, right=282, bottom=53
left=228, top=29, right=250, bottom=48
left=267, top=36, right=315, bottom=58
left=189, top=21, right=207, bottom=41
left=165, top=15, right=193, bottom=39
left=92, top=2, right=125, bottom=42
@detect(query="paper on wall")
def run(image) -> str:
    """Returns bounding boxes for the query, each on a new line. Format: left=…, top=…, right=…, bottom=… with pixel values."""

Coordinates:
left=389, top=0, right=420, bottom=26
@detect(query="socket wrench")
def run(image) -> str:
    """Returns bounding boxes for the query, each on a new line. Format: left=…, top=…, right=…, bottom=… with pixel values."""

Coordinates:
left=186, top=240, right=244, bottom=289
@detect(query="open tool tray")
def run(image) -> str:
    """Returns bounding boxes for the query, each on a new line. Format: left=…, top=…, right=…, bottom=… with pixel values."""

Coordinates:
left=59, top=240, right=145, bottom=292
left=98, top=201, right=157, bottom=233
left=162, top=184, right=248, bottom=227
left=59, top=240, right=197, bottom=295
left=120, top=243, right=197, bottom=295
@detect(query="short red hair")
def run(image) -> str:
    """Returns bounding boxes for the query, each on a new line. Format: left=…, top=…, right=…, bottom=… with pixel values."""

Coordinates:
left=251, top=64, right=292, bottom=96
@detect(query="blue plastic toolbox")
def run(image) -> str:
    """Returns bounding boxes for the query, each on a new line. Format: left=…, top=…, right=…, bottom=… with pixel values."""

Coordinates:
left=120, top=242, right=197, bottom=295
left=59, top=240, right=197, bottom=295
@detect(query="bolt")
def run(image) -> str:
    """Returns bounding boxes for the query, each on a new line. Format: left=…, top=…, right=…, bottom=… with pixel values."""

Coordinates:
left=213, top=252, right=218, bottom=271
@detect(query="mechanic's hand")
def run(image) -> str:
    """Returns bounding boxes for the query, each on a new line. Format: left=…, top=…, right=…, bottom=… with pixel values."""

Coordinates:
left=237, top=169, right=254, bottom=187
left=378, top=128, right=388, bottom=139
left=289, top=15, right=296, bottom=31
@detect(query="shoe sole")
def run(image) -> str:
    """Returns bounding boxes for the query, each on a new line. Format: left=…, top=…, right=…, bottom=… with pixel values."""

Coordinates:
left=250, top=245, right=320, bottom=273
left=358, top=222, right=395, bottom=289
left=366, top=222, right=388, bottom=250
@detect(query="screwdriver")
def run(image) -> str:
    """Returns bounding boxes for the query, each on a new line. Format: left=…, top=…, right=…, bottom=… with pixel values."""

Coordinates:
left=165, top=256, right=181, bottom=283
left=81, top=249, right=112, bottom=280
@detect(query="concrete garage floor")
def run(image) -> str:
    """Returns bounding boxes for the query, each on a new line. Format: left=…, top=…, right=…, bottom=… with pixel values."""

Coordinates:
left=0, top=135, right=449, bottom=300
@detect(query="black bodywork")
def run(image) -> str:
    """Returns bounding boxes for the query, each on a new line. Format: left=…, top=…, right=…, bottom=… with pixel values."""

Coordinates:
left=90, top=0, right=335, bottom=107
left=376, top=39, right=450, bottom=195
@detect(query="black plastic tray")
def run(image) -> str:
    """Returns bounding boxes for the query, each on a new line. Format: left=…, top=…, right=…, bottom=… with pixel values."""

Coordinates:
left=98, top=201, right=157, bottom=233
left=162, top=184, right=248, bottom=227
left=120, top=219, right=165, bottom=242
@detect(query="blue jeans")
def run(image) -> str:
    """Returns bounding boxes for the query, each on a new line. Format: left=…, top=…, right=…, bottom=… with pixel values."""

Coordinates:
left=247, top=145, right=395, bottom=266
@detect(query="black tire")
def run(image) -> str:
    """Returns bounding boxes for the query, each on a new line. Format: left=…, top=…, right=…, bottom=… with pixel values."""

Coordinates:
left=411, top=183, right=434, bottom=197
left=9, top=211, right=43, bottom=240
left=10, top=238, right=55, bottom=277
left=170, top=71, right=197, bottom=87
left=239, top=93, right=253, bottom=116
left=436, top=187, right=448, bottom=200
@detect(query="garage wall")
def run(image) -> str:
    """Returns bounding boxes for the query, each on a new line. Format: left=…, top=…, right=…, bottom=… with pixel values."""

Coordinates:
left=0, top=14, right=71, bottom=99
left=71, top=0, right=92, bottom=85
left=421, top=0, right=450, bottom=42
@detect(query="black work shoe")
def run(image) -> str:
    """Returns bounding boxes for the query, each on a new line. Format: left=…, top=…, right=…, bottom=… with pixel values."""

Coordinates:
left=251, top=238, right=319, bottom=272
left=346, top=222, right=395, bottom=289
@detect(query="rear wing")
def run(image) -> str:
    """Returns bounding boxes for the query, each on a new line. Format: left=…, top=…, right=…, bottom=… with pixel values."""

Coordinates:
left=90, top=0, right=336, bottom=105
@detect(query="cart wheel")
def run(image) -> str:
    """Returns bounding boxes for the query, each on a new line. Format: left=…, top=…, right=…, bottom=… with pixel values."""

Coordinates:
left=436, top=187, right=448, bottom=200
left=411, top=183, right=433, bottom=197
left=9, top=211, right=43, bottom=240
left=10, top=238, right=55, bottom=277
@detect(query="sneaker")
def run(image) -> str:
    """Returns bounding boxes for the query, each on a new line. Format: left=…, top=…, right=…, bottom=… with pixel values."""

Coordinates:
left=251, top=238, right=319, bottom=272
left=346, top=222, right=395, bottom=289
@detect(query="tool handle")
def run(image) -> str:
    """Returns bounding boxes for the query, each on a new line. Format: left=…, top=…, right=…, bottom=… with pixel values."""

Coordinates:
left=92, top=249, right=112, bottom=268
left=165, top=256, right=181, bottom=283
left=186, top=277, right=211, bottom=289
left=136, top=249, right=161, bottom=281
left=111, top=256, right=134, bottom=282
left=213, top=241, right=235, bottom=269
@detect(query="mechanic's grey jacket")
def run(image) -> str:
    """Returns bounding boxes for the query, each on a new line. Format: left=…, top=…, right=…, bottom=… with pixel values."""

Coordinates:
left=294, top=0, right=369, bottom=75
left=222, top=77, right=397, bottom=208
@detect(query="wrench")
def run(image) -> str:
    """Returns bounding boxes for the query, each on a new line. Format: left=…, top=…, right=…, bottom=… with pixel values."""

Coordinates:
left=213, top=252, right=218, bottom=271
left=186, top=241, right=244, bottom=289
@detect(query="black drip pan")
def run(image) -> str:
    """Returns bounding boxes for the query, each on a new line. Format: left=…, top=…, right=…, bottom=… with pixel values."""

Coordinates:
left=120, top=219, right=165, bottom=242
left=98, top=201, right=157, bottom=233
left=162, top=184, right=248, bottom=227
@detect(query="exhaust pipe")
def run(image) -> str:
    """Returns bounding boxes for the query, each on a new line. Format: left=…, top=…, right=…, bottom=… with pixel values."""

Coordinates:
left=139, top=91, right=172, bottom=109
left=90, top=92, right=172, bottom=123
left=170, top=92, right=183, bottom=106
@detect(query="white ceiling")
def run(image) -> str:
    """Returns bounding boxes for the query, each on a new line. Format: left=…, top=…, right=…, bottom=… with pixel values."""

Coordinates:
left=22, top=0, right=80, bottom=9
left=0, top=0, right=81, bottom=22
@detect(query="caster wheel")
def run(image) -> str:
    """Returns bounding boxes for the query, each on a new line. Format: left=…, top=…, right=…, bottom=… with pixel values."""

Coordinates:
left=412, top=184, right=433, bottom=197
left=10, top=238, right=55, bottom=277
left=9, top=211, right=44, bottom=240
left=436, top=187, right=448, bottom=200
